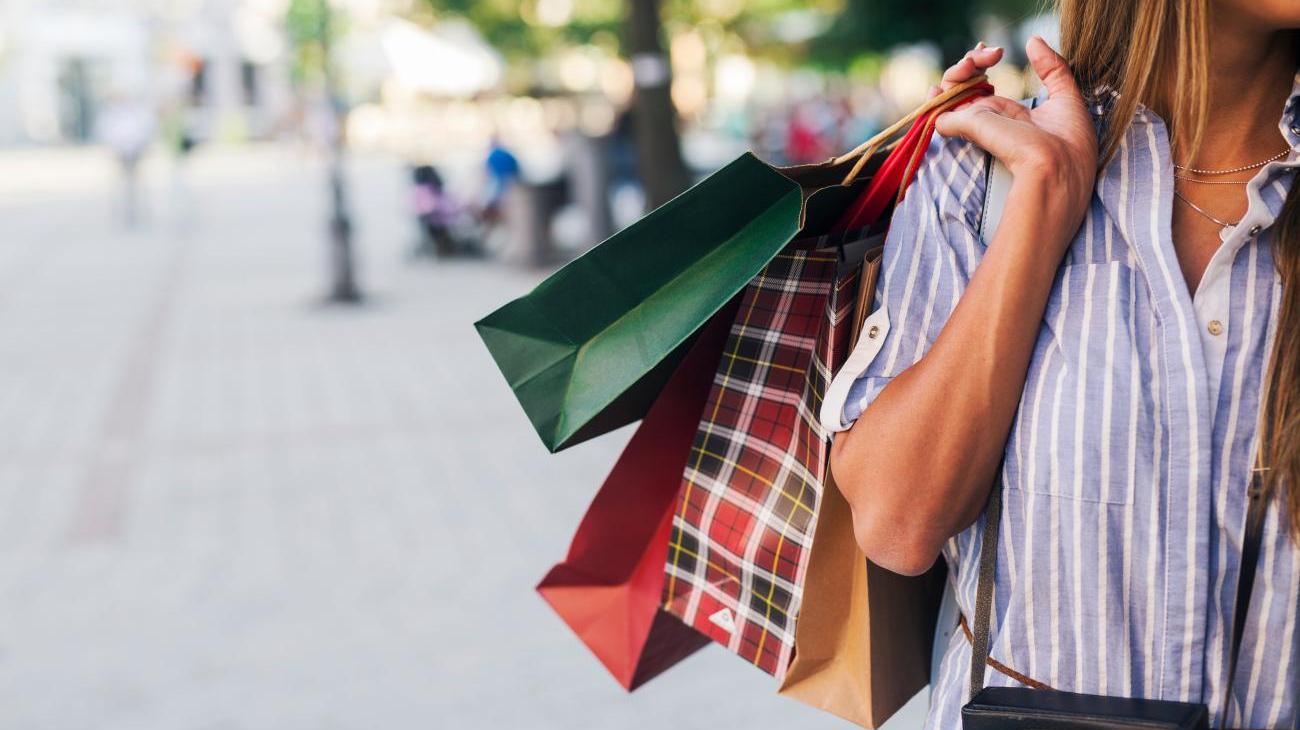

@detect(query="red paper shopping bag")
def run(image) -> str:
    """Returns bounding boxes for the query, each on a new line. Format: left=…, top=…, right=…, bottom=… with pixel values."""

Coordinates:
left=535, top=299, right=738, bottom=690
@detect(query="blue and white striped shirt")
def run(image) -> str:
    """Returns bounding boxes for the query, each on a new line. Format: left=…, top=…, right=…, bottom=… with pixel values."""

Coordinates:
left=823, top=79, right=1300, bottom=729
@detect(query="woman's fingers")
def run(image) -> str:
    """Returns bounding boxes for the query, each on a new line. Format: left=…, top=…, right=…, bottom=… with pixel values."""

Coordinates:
left=934, top=97, right=1033, bottom=162
left=966, top=95, right=1032, bottom=121
left=938, top=44, right=1003, bottom=92
left=1026, top=35, right=1082, bottom=102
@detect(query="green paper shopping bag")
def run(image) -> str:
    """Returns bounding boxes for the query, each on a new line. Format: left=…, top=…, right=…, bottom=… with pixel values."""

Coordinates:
left=474, top=153, right=875, bottom=453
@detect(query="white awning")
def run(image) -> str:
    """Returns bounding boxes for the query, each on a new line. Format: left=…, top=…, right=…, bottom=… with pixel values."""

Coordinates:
left=380, top=18, right=502, bottom=98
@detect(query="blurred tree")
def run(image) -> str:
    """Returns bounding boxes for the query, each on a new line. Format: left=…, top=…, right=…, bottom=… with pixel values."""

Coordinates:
left=422, top=0, right=693, bottom=206
left=286, top=0, right=334, bottom=83
left=815, top=0, right=1043, bottom=65
left=286, top=0, right=363, bottom=303
left=417, top=0, right=1043, bottom=66
left=625, top=0, right=690, bottom=207
left=419, top=0, right=814, bottom=57
left=980, top=0, right=1048, bottom=22
left=420, top=0, right=623, bottom=58
left=416, top=0, right=1043, bottom=206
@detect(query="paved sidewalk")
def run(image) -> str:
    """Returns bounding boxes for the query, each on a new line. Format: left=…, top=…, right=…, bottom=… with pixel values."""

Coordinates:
left=0, top=146, right=927, bottom=729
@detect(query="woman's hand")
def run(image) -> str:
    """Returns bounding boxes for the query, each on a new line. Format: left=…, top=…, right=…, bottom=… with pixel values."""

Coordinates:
left=934, top=36, right=1098, bottom=238
left=830, top=38, right=1101, bottom=575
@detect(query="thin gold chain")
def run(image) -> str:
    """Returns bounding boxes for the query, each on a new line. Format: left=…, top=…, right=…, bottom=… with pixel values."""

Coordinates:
left=1173, top=189, right=1240, bottom=228
left=1174, top=176, right=1250, bottom=186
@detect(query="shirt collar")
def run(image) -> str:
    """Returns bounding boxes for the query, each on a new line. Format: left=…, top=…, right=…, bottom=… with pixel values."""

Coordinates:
left=1082, top=69, right=1300, bottom=150
left=1090, top=69, right=1300, bottom=288
left=1279, top=70, right=1300, bottom=150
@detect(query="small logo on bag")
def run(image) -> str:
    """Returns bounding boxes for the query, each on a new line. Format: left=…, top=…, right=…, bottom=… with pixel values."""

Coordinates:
left=708, top=608, right=736, bottom=634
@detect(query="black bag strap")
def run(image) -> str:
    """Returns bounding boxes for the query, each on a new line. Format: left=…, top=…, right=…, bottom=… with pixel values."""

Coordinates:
left=965, top=108, right=1027, bottom=697
left=1221, top=470, right=1269, bottom=725
left=967, top=459, right=1005, bottom=699
left=1218, top=352, right=1281, bottom=725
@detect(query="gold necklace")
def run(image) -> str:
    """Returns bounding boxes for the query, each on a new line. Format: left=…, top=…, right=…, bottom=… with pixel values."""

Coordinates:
left=1173, top=189, right=1240, bottom=228
left=1173, top=176, right=1249, bottom=186
left=1174, top=148, right=1290, bottom=175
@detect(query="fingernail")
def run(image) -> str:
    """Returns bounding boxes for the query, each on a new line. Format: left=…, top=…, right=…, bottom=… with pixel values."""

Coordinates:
left=987, top=45, right=1002, bottom=53
left=976, top=41, right=986, bottom=49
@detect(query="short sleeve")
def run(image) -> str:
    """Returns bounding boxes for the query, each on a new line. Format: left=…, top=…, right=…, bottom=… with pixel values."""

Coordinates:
left=819, top=135, right=990, bottom=432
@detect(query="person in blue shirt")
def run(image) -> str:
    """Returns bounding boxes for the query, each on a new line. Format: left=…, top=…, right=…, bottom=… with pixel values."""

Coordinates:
left=483, top=136, right=520, bottom=222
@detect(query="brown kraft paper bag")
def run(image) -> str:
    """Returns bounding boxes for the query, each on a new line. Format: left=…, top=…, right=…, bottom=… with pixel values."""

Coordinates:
left=776, top=246, right=947, bottom=728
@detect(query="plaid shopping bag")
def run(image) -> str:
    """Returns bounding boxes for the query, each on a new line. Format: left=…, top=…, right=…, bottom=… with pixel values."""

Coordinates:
left=658, top=77, right=993, bottom=693
left=661, top=236, right=859, bottom=676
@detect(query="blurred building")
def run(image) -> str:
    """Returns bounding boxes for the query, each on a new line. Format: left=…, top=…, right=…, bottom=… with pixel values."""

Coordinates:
left=0, top=0, right=293, bottom=145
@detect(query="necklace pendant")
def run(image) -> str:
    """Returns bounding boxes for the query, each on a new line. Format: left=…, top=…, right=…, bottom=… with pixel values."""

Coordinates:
left=1219, top=224, right=1236, bottom=243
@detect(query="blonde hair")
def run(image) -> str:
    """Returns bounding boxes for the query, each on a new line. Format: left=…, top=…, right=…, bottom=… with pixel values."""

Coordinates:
left=1058, top=0, right=1300, bottom=541
left=1059, top=0, right=1211, bottom=166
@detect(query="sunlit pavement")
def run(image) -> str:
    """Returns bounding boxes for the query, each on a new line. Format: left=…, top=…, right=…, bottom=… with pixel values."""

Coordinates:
left=0, top=145, right=926, bottom=729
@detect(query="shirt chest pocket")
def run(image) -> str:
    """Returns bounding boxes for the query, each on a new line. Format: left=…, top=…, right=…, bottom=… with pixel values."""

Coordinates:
left=1006, top=261, right=1139, bottom=506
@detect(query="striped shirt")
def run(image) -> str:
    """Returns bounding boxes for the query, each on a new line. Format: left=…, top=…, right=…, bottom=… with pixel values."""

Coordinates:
left=822, top=79, right=1300, bottom=729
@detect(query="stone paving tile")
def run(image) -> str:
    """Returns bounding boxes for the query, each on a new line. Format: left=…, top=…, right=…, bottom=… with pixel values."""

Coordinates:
left=0, top=146, right=927, bottom=729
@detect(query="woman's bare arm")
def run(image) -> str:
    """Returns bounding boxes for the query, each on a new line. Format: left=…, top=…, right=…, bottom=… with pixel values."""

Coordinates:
left=830, top=37, right=1098, bottom=575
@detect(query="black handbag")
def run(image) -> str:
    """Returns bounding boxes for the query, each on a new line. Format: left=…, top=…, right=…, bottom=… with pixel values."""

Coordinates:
left=960, top=451, right=1270, bottom=729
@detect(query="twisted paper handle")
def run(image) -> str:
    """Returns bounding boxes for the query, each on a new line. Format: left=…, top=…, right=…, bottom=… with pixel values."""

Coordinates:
left=832, top=75, right=993, bottom=186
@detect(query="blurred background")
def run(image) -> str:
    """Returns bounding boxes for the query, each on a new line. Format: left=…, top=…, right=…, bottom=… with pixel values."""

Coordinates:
left=0, top=0, right=1048, bottom=727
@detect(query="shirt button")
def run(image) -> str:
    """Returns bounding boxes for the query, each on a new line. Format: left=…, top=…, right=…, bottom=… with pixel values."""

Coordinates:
left=1291, top=124, right=1300, bottom=136
left=867, top=325, right=880, bottom=339
left=1208, top=320, right=1224, bottom=336
left=1249, top=224, right=1262, bottom=237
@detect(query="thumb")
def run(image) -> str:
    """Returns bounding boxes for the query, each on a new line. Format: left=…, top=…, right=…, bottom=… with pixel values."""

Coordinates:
left=1027, top=35, right=1082, bottom=102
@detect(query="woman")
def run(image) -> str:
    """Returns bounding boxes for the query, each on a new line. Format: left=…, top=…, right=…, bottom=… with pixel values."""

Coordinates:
left=823, top=1, right=1300, bottom=727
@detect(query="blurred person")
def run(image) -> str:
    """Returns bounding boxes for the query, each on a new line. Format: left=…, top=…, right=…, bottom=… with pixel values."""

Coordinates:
left=98, top=94, right=156, bottom=229
left=826, top=3, right=1300, bottom=729
left=783, top=106, right=828, bottom=165
left=607, top=110, right=647, bottom=228
left=751, top=107, right=789, bottom=163
left=410, top=164, right=475, bottom=259
left=609, top=110, right=640, bottom=189
left=842, top=88, right=887, bottom=157
left=483, top=135, right=521, bottom=220
left=832, top=93, right=880, bottom=158
left=472, top=135, right=523, bottom=257
left=304, top=93, right=343, bottom=153
left=163, top=104, right=201, bottom=231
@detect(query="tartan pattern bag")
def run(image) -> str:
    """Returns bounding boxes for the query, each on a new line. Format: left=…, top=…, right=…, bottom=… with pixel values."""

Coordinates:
left=661, top=237, right=859, bottom=676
